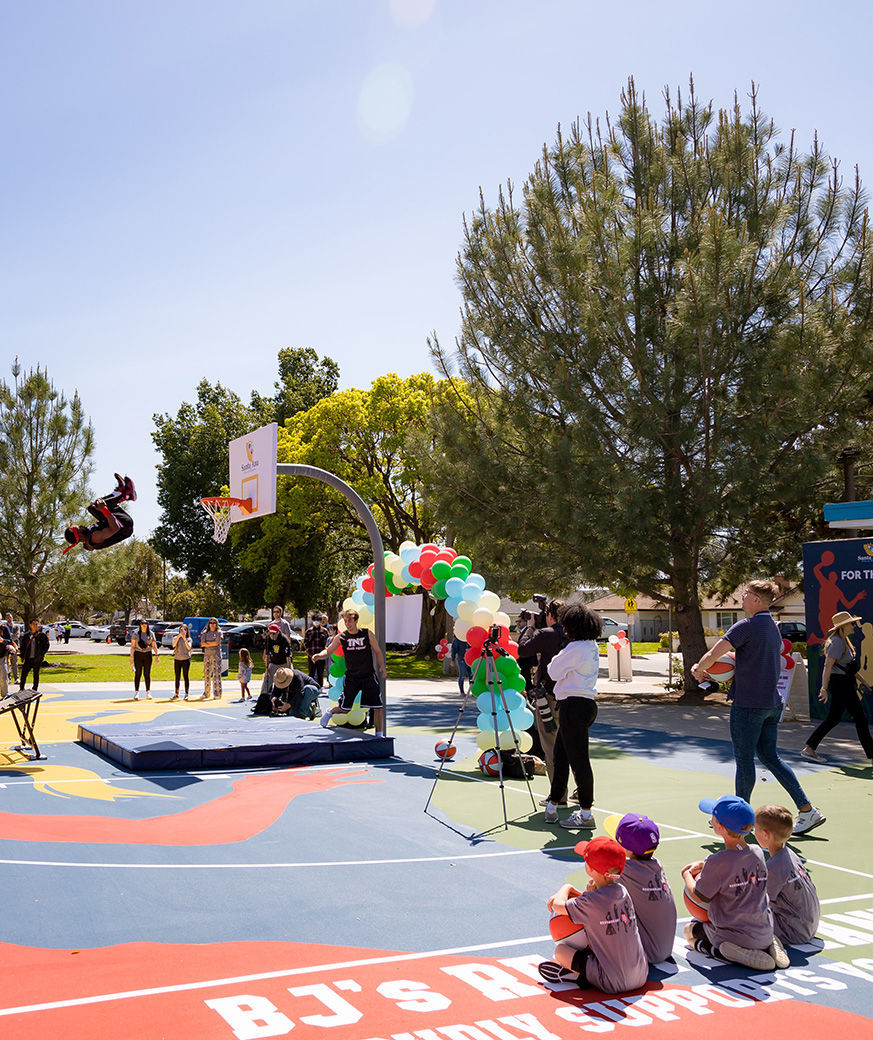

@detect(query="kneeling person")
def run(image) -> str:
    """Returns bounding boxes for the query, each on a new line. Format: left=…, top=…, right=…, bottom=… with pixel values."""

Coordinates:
left=314, top=609, right=386, bottom=737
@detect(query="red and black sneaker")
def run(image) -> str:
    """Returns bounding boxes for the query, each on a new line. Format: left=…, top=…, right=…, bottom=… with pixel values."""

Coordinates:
left=124, top=476, right=137, bottom=502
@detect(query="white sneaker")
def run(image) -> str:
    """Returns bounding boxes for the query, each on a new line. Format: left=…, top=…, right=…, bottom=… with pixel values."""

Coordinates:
left=319, top=711, right=332, bottom=729
left=543, top=803, right=559, bottom=825
left=560, top=809, right=596, bottom=830
left=793, top=806, right=826, bottom=835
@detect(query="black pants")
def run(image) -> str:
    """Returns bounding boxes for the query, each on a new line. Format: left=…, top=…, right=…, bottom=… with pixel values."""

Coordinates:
left=19, top=659, right=42, bottom=691
left=174, top=658, right=190, bottom=693
left=133, top=650, right=153, bottom=692
left=307, top=657, right=325, bottom=687
left=808, top=673, right=873, bottom=758
left=549, top=696, right=598, bottom=809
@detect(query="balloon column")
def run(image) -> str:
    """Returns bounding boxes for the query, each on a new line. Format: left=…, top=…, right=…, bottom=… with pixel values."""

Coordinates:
left=326, top=541, right=535, bottom=752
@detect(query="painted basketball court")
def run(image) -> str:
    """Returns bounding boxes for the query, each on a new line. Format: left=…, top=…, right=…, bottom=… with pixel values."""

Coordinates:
left=2, top=673, right=873, bottom=1039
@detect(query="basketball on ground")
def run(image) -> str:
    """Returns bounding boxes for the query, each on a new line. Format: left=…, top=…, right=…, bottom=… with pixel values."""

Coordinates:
left=434, top=740, right=456, bottom=759
left=478, top=749, right=500, bottom=776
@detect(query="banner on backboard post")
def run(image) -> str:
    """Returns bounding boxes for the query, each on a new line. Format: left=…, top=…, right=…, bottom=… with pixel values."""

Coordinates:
left=801, top=537, right=873, bottom=722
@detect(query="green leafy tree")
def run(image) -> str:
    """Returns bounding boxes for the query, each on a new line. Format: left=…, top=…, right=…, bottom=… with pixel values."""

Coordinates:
left=251, top=347, right=340, bottom=427
left=280, top=373, right=452, bottom=651
left=106, top=540, right=163, bottom=623
left=0, top=361, right=94, bottom=624
left=427, top=80, right=873, bottom=689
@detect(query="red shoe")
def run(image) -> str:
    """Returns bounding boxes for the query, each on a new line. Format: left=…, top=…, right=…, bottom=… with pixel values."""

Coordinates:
left=124, top=476, right=137, bottom=502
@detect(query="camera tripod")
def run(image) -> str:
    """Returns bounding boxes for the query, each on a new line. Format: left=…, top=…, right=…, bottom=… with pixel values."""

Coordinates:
left=424, top=632, right=538, bottom=832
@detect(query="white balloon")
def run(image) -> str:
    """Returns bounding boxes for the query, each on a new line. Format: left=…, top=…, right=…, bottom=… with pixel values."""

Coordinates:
left=472, top=607, right=494, bottom=629
left=454, top=620, right=471, bottom=640
left=457, top=600, right=476, bottom=622
left=342, top=597, right=356, bottom=612
left=494, top=611, right=511, bottom=628
left=479, top=591, right=501, bottom=613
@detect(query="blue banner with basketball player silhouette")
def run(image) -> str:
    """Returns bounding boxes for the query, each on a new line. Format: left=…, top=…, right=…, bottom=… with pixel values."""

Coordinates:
left=802, top=538, right=873, bottom=722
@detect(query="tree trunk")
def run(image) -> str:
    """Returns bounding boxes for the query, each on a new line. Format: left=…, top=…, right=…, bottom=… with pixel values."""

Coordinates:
left=415, top=594, right=447, bottom=657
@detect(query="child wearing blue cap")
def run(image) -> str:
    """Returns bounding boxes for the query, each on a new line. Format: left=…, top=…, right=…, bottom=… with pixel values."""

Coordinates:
left=604, top=812, right=677, bottom=964
left=682, top=794, right=789, bottom=971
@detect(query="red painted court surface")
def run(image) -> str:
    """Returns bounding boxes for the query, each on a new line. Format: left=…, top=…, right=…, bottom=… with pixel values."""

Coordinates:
left=2, top=680, right=873, bottom=1039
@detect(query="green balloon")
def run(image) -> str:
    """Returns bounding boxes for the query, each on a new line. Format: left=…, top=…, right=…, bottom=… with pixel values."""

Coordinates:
left=496, top=655, right=520, bottom=676
left=385, top=572, right=403, bottom=595
left=452, top=556, right=472, bottom=577
left=431, top=560, right=452, bottom=579
left=329, top=659, right=346, bottom=678
left=432, top=578, right=448, bottom=599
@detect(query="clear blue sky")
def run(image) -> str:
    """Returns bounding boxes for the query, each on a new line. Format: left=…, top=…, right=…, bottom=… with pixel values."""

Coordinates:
left=2, top=0, right=872, bottom=537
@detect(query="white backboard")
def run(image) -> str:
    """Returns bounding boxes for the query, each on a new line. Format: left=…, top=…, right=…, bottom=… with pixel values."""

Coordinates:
left=228, top=422, right=278, bottom=521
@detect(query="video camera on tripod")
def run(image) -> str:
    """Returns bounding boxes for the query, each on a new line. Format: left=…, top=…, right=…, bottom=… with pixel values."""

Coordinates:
left=518, top=593, right=549, bottom=630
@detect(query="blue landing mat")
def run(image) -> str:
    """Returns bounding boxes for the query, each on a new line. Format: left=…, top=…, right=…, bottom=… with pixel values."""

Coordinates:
left=77, top=716, right=394, bottom=771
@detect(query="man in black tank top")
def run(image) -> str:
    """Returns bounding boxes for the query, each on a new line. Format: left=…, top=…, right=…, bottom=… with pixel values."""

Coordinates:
left=63, top=474, right=136, bottom=554
left=314, top=608, right=386, bottom=736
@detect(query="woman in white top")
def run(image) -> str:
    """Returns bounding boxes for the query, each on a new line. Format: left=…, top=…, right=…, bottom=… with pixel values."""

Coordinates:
left=200, top=617, right=223, bottom=699
left=543, top=603, right=603, bottom=830
left=803, top=610, right=873, bottom=762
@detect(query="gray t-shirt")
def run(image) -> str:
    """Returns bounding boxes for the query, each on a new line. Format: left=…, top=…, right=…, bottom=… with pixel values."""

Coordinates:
left=766, top=846, right=820, bottom=945
left=565, top=882, right=648, bottom=994
left=621, top=856, right=678, bottom=964
left=826, top=634, right=855, bottom=675
left=695, top=845, right=773, bottom=949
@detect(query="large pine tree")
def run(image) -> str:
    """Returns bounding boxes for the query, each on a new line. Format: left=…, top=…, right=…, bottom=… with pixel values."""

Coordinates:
left=426, top=80, right=873, bottom=688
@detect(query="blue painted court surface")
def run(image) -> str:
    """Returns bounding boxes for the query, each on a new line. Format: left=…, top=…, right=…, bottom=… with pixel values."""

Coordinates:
left=2, top=678, right=873, bottom=1038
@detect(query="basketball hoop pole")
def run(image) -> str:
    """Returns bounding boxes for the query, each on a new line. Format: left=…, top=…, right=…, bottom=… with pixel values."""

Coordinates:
left=276, top=464, right=388, bottom=731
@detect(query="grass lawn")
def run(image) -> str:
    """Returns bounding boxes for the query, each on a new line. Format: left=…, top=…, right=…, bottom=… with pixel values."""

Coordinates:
left=39, top=645, right=663, bottom=683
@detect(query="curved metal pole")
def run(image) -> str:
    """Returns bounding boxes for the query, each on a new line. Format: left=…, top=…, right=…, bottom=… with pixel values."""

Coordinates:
left=276, top=464, right=387, bottom=730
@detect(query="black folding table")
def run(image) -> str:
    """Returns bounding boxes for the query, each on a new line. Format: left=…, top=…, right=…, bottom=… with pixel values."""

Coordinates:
left=0, top=689, right=44, bottom=760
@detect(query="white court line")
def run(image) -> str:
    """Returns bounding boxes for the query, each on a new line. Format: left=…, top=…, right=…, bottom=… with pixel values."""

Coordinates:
left=820, top=891, right=873, bottom=905
left=0, top=846, right=579, bottom=869
left=0, top=934, right=554, bottom=1018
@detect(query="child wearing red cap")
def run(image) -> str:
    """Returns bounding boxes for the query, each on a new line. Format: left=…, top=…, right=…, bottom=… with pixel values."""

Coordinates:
left=539, top=835, right=647, bottom=994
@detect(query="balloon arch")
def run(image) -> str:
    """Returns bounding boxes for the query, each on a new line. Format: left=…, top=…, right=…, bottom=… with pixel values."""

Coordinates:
left=325, top=540, right=535, bottom=750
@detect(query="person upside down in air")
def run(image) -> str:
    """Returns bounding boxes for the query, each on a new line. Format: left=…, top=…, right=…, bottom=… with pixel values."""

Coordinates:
left=63, top=474, right=136, bottom=553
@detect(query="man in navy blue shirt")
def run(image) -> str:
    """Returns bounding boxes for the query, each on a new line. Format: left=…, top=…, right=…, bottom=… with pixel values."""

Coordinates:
left=692, top=580, right=825, bottom=836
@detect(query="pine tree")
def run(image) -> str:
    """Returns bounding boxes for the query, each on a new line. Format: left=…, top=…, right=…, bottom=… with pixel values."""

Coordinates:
left=426, top=80, right=873, bottom=688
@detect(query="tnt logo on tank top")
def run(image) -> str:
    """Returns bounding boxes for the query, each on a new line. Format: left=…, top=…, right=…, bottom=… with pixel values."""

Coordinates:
left=342, top=630, right=372, bottom=675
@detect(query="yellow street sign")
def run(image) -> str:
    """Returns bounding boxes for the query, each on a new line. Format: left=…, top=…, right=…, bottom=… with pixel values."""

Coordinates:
left=624, top=597, right=638, bottom=615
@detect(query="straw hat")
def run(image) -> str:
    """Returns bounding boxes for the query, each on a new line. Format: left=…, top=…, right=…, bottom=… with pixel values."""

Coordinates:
left=828, top=611, right=862, bottom=634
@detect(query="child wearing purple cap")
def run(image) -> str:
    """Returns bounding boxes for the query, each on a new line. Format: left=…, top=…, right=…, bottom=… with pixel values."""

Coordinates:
left=538, top=835, right=648, bottom=994
left=682, top=794, right=788, bottom=971
left=605, top=813, right=677, bottom=964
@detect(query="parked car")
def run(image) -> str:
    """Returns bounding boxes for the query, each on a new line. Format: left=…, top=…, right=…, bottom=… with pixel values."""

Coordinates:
left=778, top=620, right=807, bottom=643
left=118, top=618, right=164, bottom=645
left=597, top=617, right=622, bottom=642
left=89, top=625, right=111, bottom=642
left=161, top=626, right=182, bottom=648
left=59, top=620, right=90, bottom=638
left=225, top=622, right=270, bottom=652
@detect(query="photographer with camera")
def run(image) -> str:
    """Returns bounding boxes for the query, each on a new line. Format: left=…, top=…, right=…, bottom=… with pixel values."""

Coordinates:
left=517, top=594, right=548, bottom=690
left=518, top=598, right=567, bottom=805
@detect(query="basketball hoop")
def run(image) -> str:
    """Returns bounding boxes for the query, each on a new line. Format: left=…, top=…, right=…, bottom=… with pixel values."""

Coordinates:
left=200, top=497, right=252, bottom=543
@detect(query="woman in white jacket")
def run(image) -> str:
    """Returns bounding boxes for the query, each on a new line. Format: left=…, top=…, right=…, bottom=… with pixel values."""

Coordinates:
left=543, top=603, right=602, bottom=829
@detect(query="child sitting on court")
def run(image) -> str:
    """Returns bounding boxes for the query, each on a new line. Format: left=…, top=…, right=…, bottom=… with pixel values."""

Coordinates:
left=682, top=794, right=788, bottom=971
left=755, top=804, right=820, bottom=946
left=538, top=835, right=648, bottom=994
left=605, top=812, right=677, bottom=964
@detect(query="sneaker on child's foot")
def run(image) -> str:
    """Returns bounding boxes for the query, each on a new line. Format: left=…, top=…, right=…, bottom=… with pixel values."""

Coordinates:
left=718, top=942, right=776, bottom=971
left=543, top=803, right=559, bottom=825
left=768, top=936, right=790, bottom=969
left=560, top=809, right=596, bottom=830
left=537, top=960, right=579, bottom=986
left=801, top=746, right=827, bottom=763
left=793, top=806, right=826, bottom=835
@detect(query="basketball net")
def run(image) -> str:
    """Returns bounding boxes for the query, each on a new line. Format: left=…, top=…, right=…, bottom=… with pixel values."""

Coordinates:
left=200, top=497, right=251, bottom=543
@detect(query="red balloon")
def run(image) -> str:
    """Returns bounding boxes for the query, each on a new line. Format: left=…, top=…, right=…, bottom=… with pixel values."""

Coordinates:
left=421, top=542, right=440, bottom=554
left=367, top=563, right=375, bottom=575
left=464, top=647, right=479, bottom=667
left=505, top=641, right=519, bottom=658
left=332, top=644, right=344, bottom=657
left=408, top=559, right=423, bottom=579
left=362, top=578, right=375, bottom=594
left=434, top=549, right=456, bottom=565
left=419, top=569, right=436, bottom=590
left=782, top=638, right=794, bottom=654
left=419, top=550, right=438, bottom=569
left=466, top=626, right=488, bottom=647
